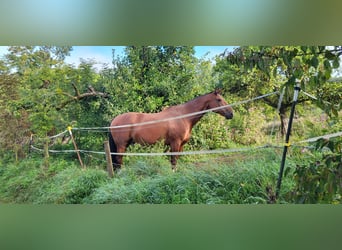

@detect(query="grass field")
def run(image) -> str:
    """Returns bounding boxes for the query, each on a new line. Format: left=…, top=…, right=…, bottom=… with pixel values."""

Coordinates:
left=1, top=107, right=340, bottom=204
left=0, top=146, right=301, bottom=204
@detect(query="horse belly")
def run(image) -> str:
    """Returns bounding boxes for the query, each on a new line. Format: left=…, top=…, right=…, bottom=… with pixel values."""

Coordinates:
left=111, top=112, right=168, bottom=145
left=133, top=125, right=167, bottom=145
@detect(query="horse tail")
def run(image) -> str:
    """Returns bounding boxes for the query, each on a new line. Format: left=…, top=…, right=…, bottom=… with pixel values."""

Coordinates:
left=108, top=130, right=118, bottom=168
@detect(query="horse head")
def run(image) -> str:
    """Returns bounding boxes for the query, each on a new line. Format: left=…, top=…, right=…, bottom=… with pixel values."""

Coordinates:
left=207, top=89, right=233, bottom=119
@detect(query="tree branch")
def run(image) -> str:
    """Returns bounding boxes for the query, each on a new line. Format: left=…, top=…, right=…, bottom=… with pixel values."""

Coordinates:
left=57, top=84, right=109, bottom=110
left=71, top=82, right=80, bottom=97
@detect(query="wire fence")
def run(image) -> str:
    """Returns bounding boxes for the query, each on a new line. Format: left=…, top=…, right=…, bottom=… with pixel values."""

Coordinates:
left=30, top=131, right=342, bottom=156
left=72, top=91, right=279, bottom=131
left=29, top=90, right=341, bottom=158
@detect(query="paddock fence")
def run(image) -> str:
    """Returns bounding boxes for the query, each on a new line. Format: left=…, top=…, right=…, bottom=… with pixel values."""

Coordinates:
left=29, top=90, right=342, bottom=197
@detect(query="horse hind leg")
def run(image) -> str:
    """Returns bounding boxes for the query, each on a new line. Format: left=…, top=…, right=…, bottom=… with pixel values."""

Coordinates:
left=115, top=149, right=125, bottom=170
left=109, top=132, right=119, bottom=170
left=170, top=140, right=182, bottom=172
left=110, top=146, right=126, bottom=173
left=108, top=132, right=125, bottom=171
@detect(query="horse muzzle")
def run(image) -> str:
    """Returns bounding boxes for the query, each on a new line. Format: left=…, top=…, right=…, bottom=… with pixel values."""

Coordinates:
left=225, top=112, right=233, bottom=119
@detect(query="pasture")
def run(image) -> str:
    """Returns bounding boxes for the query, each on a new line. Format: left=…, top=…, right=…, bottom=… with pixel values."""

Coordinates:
left=0, top=101, right=341, bottom=204
left=0, top=99, right=340, bottom=204
left=0, top=147, right=291, bottom=204
left=0, top=46, right=341, bottom=204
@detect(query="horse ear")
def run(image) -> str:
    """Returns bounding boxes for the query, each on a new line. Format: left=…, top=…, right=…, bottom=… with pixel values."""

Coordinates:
left=214, top=89, right=222, bottom=95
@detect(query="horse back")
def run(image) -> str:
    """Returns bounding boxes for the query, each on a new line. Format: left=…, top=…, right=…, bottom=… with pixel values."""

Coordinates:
left=110, top=112, right=170, bottom=145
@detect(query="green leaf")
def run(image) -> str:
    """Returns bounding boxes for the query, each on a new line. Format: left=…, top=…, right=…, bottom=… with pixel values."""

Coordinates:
left=293, top=68, right=303, bottom=78
left=325, top=51, right=336, bottom=60
left=284, top=166, right=292, bottom=177
left=272, top=66, right=278, bottom=78
left=311, top=56, right=319, bottom=68
left=282, top=54, right=289, bottom=67
left=257, top=59, right=265, bottom=71
left=323, top=59, right=331, bottom=70
left=287, top=75, right=296, bottom=85
left=300, top=46, right=308, bottom=52
left=318, top=46, right=325, bottom=52
left=310, top=46, right=317, bottom=53
left=332, top=57, right=340, bottom=68
left=324, top=70, right=331, bottom=80
left=332, top=108, right=338, bottom=117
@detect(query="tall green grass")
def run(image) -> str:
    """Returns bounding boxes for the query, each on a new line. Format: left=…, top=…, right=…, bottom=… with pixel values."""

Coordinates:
left=0, top=149, right=290, bottom=204
left=0, top=157, right=108, bottom=204
left=84, top=149, right=292, bottom=204
left=0, top=146, right=328, bottom=204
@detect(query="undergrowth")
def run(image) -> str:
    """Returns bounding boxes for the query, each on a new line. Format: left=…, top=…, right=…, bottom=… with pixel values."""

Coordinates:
left=0, top=149, right=295, bottom=204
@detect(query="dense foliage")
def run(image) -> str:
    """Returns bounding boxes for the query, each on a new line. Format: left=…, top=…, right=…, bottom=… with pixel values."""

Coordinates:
left=0, top=46, right=341, bottom=204
left=214, top=46, right=342, bottom=135
left=286, top=137, right=342, bottom=203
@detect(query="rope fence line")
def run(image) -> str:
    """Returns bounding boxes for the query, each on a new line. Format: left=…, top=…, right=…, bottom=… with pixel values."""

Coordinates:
left=72, top=91, right=279, bottom=131
left=30, top=130, right=342, bottom=157
left=297, top=131, right=342, bottom=143
left=29, top=91, right=280, bottom=157
left=302, top=91, right=318, bottom=100
left=47, top=130, right=68, bottom=139
left=30, top=144, right=273, bottom=156
left=28, top=90, right=341, bottom=159
left=28, top=91, right=280, bottom=142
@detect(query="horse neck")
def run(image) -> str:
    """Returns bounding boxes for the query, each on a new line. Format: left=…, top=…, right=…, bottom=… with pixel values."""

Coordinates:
left=181, top=94, right=210, bottom=127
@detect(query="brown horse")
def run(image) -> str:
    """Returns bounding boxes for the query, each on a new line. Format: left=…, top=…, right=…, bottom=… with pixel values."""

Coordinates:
left=108, top=90, right=233, bottom=171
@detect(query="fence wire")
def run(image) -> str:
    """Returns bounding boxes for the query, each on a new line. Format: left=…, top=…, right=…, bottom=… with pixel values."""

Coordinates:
left=72, top=91, right=279, bottom=131
left=30, top=131, right=342, bottom=156
left=29, top=90, right=341, bottom=157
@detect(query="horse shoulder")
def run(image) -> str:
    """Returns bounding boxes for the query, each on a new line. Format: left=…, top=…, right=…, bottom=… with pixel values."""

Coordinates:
left=162, top=110, right=191, bottom=140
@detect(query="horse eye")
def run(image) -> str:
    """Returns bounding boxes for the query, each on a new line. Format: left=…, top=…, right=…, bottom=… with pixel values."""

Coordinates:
left=217, top=99, right=222, bottom=102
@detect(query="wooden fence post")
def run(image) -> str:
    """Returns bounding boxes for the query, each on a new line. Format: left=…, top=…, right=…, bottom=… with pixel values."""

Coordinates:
left=43, top=138, right=50, bottom=169
left=68, top=126, right=85, bottom=169
left=104, top=140, right=114, bottom=178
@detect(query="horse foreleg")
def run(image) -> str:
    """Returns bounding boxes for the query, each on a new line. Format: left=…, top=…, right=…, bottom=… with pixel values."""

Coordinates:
left=170, top=155, right=177, bottom=172
left=170, top=141, right=182, bottom=172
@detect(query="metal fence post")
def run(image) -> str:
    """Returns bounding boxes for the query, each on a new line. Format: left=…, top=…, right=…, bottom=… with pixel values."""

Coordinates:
left=276, top=82, right=301, bottom=199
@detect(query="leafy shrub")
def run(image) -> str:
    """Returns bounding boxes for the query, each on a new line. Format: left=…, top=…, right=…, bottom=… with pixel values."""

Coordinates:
left=190, top=114, right=234, bottom=149
left=0, top=158, right=43, bottom=203
left=228, top=107, right=268, bottom=145
left=35, top=167, right=108, bottom=204
left=286, top=137, right=342, bottom=203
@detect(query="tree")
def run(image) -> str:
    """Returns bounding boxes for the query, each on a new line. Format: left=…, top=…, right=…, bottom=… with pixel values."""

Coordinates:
left=0, top=46, right=113, bottom=160
left=214, top=46, right=342, bottom=136
left=0, top=73, right=30, bottom=160
left=106, top=46, right=210, bottom=115
left=4, top=46, right=72, bottom=135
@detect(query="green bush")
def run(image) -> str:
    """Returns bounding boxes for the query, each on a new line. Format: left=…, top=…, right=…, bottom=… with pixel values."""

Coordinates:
left=35, top=167, right=108, bottom=204
left=286, top=137, right=342, bottom=203
left=0, top=156, right=109, bottom=204
left=0, top=158, right=43, bottom=203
